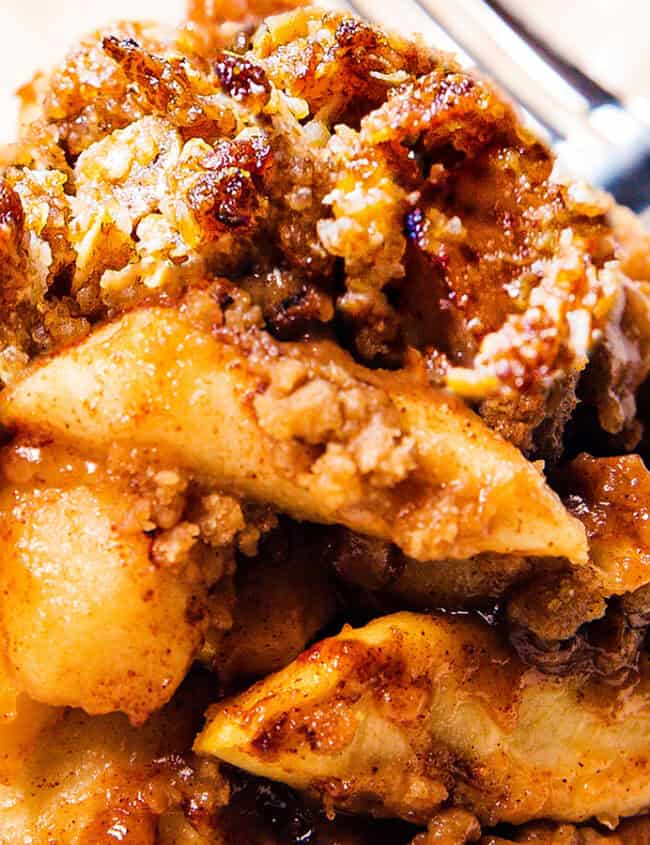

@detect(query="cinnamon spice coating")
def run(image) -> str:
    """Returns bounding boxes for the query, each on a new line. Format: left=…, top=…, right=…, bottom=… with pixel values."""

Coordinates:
left=2, top=1, right=650, bottom=843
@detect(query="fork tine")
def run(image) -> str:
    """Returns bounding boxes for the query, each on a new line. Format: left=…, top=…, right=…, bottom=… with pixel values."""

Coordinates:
left=347, top=0, right=569, bottom=148
left=343, top=0, right=650, bottom=208
left=346, top=0, right=549, bottom=140
left=415, top=0, right=588, bottom=139
left=482, top=0, right=615, bottom=110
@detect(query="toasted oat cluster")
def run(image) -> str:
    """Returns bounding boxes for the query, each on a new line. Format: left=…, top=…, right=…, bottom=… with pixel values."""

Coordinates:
left=2, top=2, right=650, bottom=843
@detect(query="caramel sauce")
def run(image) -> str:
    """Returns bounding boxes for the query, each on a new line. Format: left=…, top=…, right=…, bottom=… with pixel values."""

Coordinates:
left=561, top=454, right=650, bottom=594
left=79, top=805, right=157, bottom=845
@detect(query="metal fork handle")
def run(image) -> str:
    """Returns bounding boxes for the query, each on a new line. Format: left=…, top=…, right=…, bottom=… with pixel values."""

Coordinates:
left=346, top=0, right=650, bottom=210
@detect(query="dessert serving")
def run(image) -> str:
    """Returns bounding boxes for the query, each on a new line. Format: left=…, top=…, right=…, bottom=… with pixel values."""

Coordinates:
left=2, top=1, right=650, bottom=842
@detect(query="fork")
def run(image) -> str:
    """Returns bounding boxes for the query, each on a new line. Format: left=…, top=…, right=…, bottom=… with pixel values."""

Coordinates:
left=332, top=0, right=650, bottom=212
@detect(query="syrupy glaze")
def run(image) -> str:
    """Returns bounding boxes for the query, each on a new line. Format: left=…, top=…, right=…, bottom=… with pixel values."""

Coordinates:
left=78, top=804, right=158, bottom=845
left=561, top=453, right=650, bottom=594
